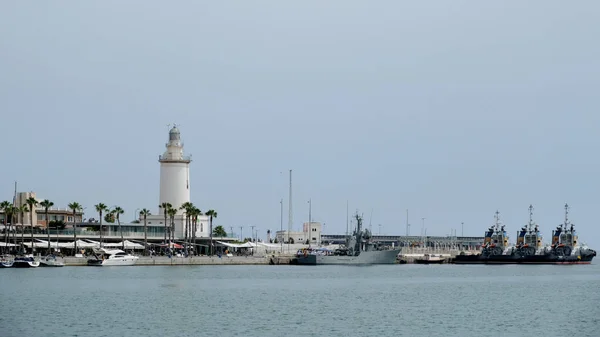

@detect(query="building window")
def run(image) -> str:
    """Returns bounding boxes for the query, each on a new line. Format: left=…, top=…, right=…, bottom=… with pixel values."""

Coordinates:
left=37, top=214, right=44, bottom=220
left=67, top=216, right=74, bottom=222
left=201, top=224, right=203, bottom=232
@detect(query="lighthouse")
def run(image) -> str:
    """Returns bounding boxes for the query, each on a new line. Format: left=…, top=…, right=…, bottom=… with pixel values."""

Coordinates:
left=159, top=125, right=191, bottom=215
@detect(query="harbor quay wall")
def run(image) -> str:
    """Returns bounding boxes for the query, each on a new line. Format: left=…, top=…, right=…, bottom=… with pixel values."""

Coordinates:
left=63, top=255, right=294, bottom=266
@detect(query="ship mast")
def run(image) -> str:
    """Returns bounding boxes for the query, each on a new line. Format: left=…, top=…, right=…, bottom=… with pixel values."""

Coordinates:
left=494, top=210, right=500, bottom=231
left=564, top=203, right=569, bottom=230
left=528, top=204, right=534, bottom=230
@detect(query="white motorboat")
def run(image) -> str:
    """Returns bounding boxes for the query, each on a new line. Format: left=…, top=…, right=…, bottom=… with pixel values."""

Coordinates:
left=0, top=254, right=14, bottom=268
left=87, top=248, right=139, bottom=266
left=40, top=255, right=65, bottom=267
left=13, top=255, right=40, bottom=268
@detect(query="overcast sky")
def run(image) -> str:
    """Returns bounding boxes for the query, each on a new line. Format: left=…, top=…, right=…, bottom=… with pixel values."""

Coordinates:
left=1, top=1, right=599, bottom=246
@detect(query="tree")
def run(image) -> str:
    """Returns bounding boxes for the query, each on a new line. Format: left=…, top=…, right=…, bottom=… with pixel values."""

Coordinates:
left=212, top=225, right=227, bottom=238
left=25, top=197, right=39, bottom=253
left=39, top=199, right=54, bottom=251
left=205, top=210, right=217, bottom=256
left=48, top=220, right=66, bottom=230
left=180, top=202, right=194, bottom=255
left=95, top=203, right=108, bottom=248
left=0, top=201, right=12, bottom=244
left=17, top=204, right=27, bottom=250
left=190, top=207, right=202, bottom=255
left=113, top=206, right=125, bottom=251
left=167, top=208, right=177, bottom=250
left=139, top=209, right=151, bottom=255
left=159, top=202, right=172, bottom=247
left=68, top=202, right=82, bottom=253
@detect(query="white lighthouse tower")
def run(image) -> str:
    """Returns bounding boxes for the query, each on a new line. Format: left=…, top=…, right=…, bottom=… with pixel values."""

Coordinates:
left=159, top=125, right=191, bottom=215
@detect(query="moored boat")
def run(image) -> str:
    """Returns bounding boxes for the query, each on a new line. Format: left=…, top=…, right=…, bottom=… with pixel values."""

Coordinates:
left=40, top=254, right=65, bottom=267
left=451, top=204, right=596, bottom=265
left=415, top=254, right=446, bottom=264
left=87, top=248, right=139, bottom=266
left=292, top=213, right=401, bottom=265
left=0, top=254, right=14, bottom=268
left=13, top=255, right=40, bottom=268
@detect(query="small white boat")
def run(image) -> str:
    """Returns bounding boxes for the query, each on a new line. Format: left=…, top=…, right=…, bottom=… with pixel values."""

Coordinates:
left=0, top=254, right=14, bottom=268
left=13, top=255, right=40, bottom=268
left=87, top=249, right=139, bottom=266
left=40, top=255, right=65, bottom=267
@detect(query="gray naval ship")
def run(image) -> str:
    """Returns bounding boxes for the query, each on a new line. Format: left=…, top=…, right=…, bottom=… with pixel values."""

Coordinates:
left=292, top=213, right=401, bottom=265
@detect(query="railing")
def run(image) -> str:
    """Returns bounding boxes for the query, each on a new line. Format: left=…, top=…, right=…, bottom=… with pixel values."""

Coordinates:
left=158, top=154, right=192, bottom=161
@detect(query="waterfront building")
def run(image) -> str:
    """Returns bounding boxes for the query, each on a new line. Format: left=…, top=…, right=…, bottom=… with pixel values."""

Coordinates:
left=275, top=221, right=322, bottom=245
left=0, top=191, right=83, bottom=228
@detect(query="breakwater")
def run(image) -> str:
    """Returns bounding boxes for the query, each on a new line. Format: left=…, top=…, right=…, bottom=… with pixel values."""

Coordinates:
left=63, top=255, right=294, bottom=266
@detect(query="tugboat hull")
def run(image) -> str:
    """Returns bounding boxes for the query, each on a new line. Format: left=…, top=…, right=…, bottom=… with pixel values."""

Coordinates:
left=451, top=254, right=595, bottom=265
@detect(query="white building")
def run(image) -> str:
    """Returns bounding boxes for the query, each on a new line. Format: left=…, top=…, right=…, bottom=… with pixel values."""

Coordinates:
left=275, top=221, right=322, bottom=245
left=143, top=125, right=210, bottom=239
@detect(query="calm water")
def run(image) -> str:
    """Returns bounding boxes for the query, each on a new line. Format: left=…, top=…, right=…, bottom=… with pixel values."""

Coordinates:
left=1, top=263, right=599, bottom=337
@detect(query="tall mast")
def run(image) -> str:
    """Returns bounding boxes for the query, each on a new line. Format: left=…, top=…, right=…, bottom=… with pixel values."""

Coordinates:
left=564, top=203, right=569, bottom=230
left=345, top=201, right=349, bottom=237
left=287, top=169, right=293, bottom=235
left=495, top=210, right=500, bottom=230
left=406, top=209, right=409, bottom=236
left=528, top=204, right=534, bottom=228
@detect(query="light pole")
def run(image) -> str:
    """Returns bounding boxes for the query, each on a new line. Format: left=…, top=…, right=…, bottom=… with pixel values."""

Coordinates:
left=461, top=222, right=464, bottom=237
left=239, top=226, right=243, bottom=242
left=280, top=199, right=283, bottom=253
left=421, top=217, right=426, bottom=249
left=307, top=199, right=312, bottom=247
left=229, top=226, right=233, bottom=238
left=250, top=225, right=255, bottom=255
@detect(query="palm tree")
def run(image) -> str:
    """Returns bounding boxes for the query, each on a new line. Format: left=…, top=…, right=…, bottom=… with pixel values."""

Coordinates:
left=139, top=209, right=151, bottom=255
left=68, top=202, right=82, bottom=253
left=159, top=202, right=172, bottom=247
left=16, top=204, right=27, bottom=252
left=95, top=203, right=108, bottom=248
left=166, top=207, right=177, bottom=251
left=113, top=206, right=125, bottom=250
left=205, top=209, right=217, bottom=256
left=190, top=207, right=202, bottom=256
left=0, top=201, right=11, bottom=245
left=10, top=206, right=19, bottom=248
left=25, top=197, right=39, bottom=253
left=39, top=199, right=54, bottom=251
left=180, top=202, right=193, bottom=255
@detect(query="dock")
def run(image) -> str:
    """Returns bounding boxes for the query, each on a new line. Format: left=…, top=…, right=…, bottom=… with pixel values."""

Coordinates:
left=62, top=255, right=294, bottom=266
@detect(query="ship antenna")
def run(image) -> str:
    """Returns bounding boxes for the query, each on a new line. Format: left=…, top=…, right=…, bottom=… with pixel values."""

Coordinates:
left=529, top=204, right=534, bottom=229
left=495, top=210, right=500, bottom=230
left=564, top=203, right=569, bottom=229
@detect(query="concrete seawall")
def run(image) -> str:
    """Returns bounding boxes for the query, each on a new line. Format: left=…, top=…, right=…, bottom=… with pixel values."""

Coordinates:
left=64, top=255, right=294, bottom=266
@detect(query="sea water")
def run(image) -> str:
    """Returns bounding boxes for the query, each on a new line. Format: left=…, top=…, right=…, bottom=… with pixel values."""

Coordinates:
left=1, top=263, right=599, bottom=337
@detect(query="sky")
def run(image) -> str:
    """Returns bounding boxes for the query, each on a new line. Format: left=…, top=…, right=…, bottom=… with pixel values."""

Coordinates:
left=1, top=1, right=599, bottom=246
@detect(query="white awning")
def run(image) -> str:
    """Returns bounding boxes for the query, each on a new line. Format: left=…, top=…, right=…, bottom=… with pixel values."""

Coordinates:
left=0, top=242, right=19, bottom=247
left=216, top=241, right=254, bottom=248
left=103, top=240, right=145, bottom=249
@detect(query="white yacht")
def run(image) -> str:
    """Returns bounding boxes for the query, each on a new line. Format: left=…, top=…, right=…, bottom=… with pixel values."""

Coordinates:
left=87, top=249, right=139, bottom=266
left=40, top=255, right=65, bottom=267
left=0, top=254, right=14, bottom=268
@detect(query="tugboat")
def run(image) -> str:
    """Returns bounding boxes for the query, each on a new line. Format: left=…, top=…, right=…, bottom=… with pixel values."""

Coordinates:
left=512, top=205, right=543, bottom=258
left=451, top=204, right=596, bottom=264
left=452, top=210, right=515, bottom=264
left=291, top=212, right=400, bottom=265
